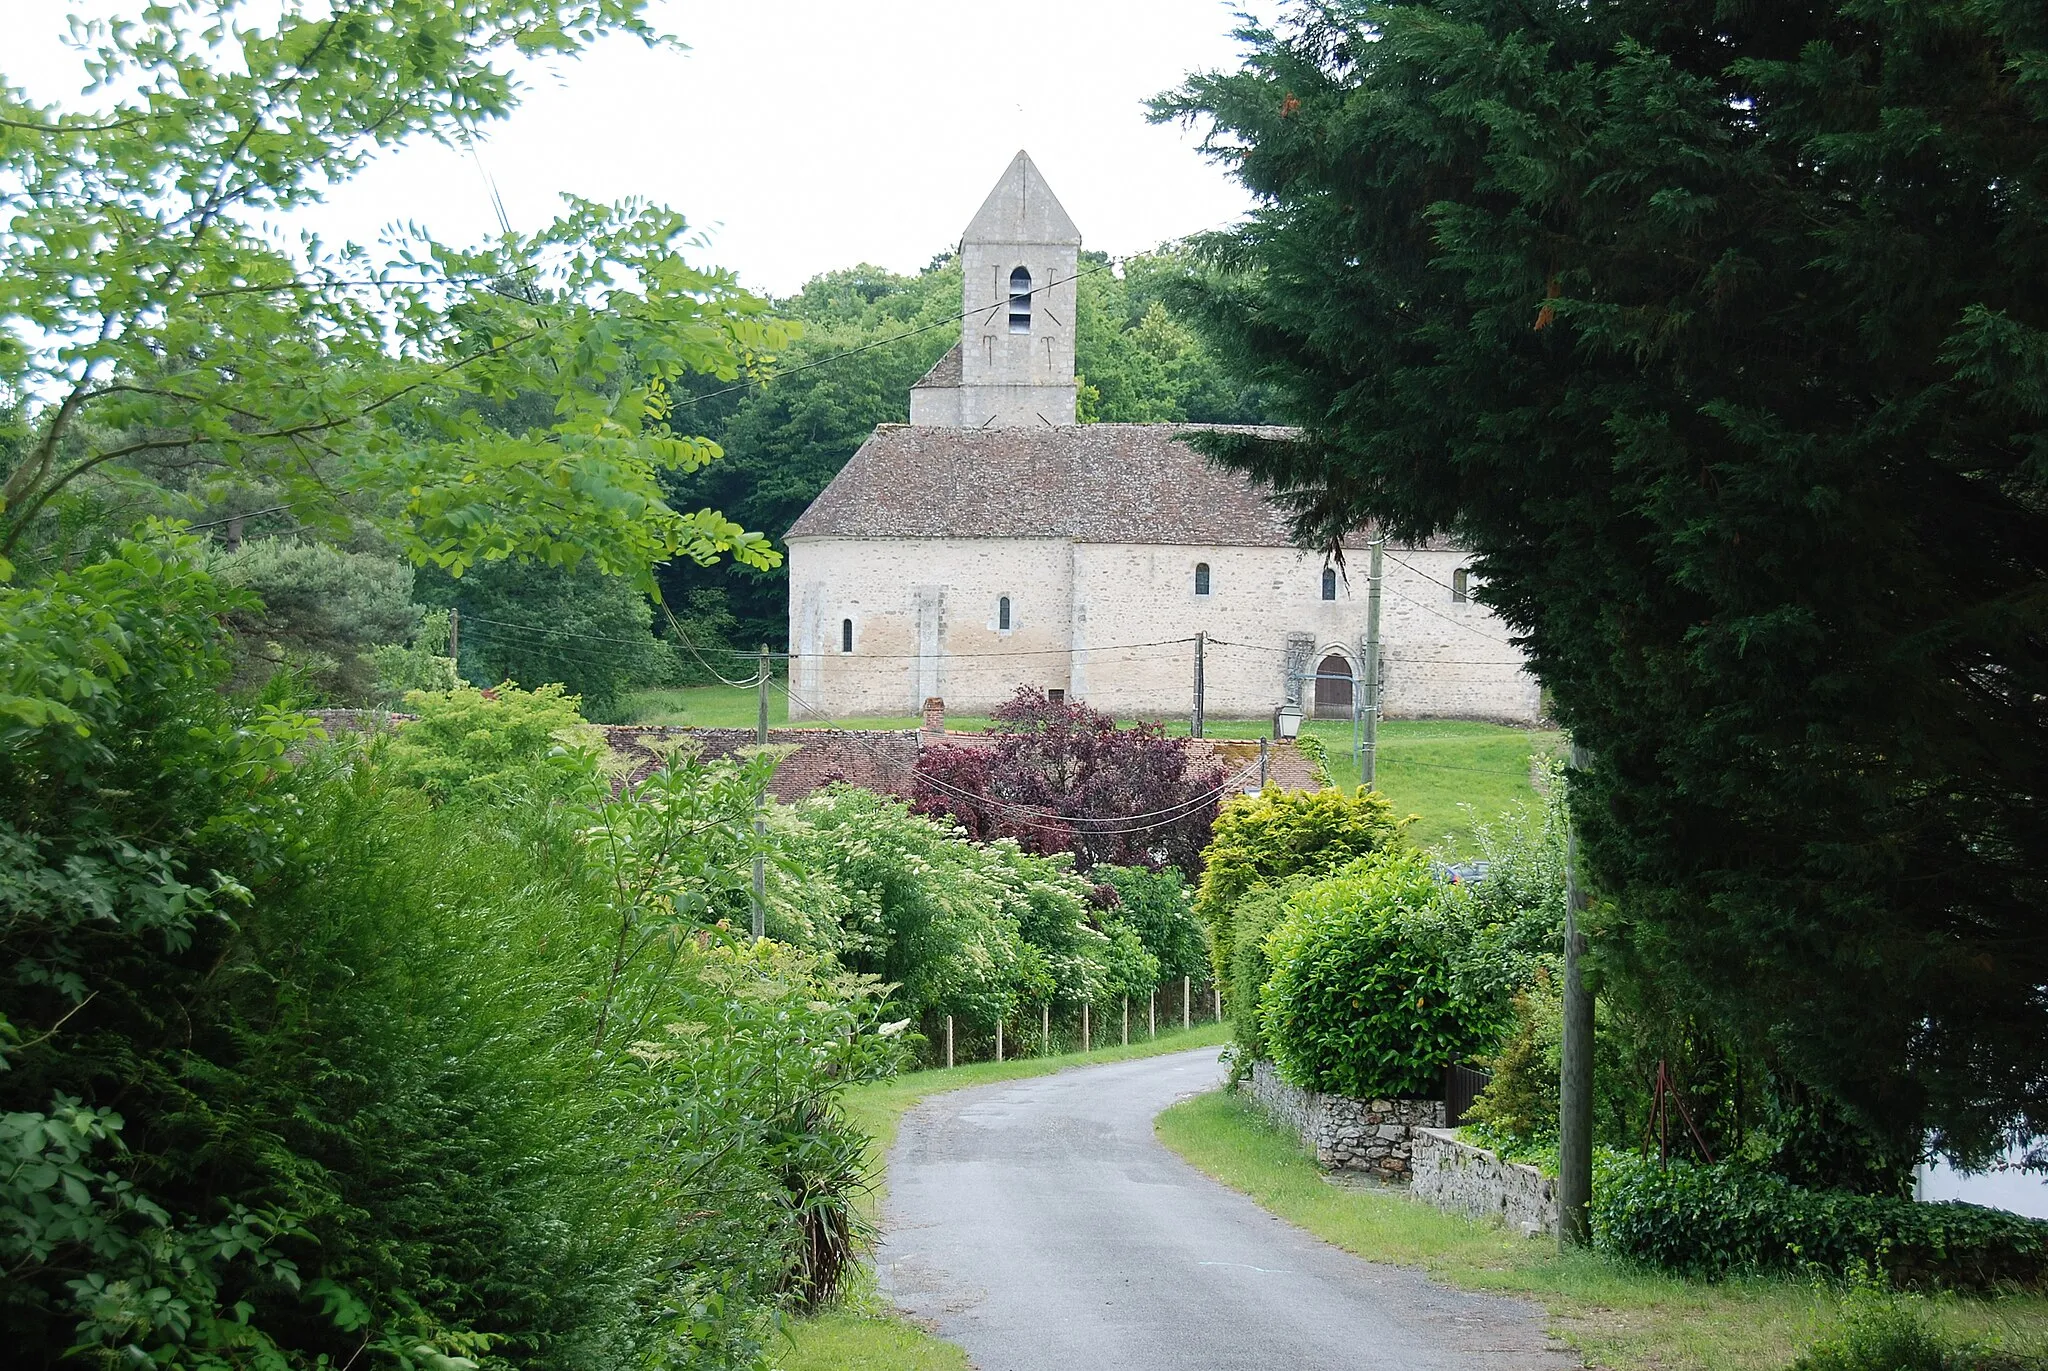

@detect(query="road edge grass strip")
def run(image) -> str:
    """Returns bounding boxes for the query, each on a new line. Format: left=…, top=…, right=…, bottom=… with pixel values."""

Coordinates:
left=1153, top=1088, right=2048, bottom=1371
left=774, top=1022, right=1233, bottom=1370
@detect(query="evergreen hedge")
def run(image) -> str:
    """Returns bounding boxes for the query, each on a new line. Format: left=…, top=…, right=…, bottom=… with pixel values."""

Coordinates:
left=1593, top=1154, right=2048, bottom=1290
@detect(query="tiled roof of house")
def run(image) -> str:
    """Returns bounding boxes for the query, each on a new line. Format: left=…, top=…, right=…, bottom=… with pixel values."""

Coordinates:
left=911, top=343, right=963, bottom=390
left=785, top=422, right=1308, bottom=546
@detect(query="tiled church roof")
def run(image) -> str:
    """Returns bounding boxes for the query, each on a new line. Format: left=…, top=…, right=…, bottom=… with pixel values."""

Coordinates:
left=785, top=422, right=1305, bottom=546
left=911, top=343, right=963, bottom=389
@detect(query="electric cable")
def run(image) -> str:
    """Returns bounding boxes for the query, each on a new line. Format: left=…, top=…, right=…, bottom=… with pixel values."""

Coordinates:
left=771, top=674, right=1259, bottom=835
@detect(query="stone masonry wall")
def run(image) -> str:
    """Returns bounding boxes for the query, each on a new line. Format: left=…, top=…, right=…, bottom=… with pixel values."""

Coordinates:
left=1245, top=1060, right=1445, bottom=1178
left=602, top=726, right=920, bottom=804
left=1411, top=1127, right=1559, bottom=1238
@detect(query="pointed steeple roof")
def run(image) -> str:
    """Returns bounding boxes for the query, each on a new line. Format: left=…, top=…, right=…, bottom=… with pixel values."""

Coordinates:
left=962, top=150, right=1081, bottom=247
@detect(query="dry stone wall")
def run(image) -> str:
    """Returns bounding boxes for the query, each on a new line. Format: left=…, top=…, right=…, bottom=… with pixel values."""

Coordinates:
left=1411, top=1127, right=1559, bottom=1238
left=1245, top=1060, right=1445, bottom=1178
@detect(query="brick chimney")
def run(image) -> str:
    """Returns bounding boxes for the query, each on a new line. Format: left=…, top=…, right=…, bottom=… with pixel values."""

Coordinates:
left=922, top=697, right=946, bottom=735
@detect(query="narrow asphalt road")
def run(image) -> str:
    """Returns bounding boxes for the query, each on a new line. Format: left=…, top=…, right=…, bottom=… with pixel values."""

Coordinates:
left=877, top=1047, right=1577, bottom=1370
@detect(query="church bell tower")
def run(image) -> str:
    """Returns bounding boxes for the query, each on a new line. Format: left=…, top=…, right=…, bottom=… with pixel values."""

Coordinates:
left=909, top=151, right=1081, bottom=428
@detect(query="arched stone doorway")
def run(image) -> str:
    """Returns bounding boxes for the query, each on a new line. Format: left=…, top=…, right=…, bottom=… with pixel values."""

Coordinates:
left=1313, top=652, right=1354, bottom=716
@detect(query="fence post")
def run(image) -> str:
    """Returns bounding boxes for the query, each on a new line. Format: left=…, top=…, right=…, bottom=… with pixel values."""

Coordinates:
left=1149, top=988, right=1156, bottom=1039
left=995, top=1017, right=1003, bottom=1063
left=1042, top=1003, right=1050, bottom=1056
left=945, top=1014, right=954, bottom=1070
left=1122, top=996, right=1129, bottom=1047
left=1082, top=1002, right=1090, bottom=1054
left=1182, top=975, right=1191, bottom=1031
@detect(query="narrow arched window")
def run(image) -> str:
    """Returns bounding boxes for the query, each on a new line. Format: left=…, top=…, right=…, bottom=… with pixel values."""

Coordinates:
left=1452, top=568, right=1470, bottom=604
left=1008, top=266, right=1032, bottom=334
left=1322, top=567, right=1338, bottom=600
left=998, top=596, right=1012, bottom=631
left=1194, top=562, right=1211, bottom=597
left=841, top=618, right=854, bottom=652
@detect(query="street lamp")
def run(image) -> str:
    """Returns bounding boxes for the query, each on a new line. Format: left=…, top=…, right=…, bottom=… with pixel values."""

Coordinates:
left=1274, top=703, right=1304, bottom=739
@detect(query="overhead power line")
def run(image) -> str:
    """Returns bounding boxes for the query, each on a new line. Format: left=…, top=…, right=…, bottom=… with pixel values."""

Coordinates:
left=771, top=675, right=1257, bottom=835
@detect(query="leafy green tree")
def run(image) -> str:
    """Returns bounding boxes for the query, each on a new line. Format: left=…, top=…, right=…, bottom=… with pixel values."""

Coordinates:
left=1094, top=864, right=1209, bottom=982
left=0, top=0, right=785, bottom=586
left=422, top=556, right=673, bottom=717
left=216, top=539, right=422, bottom=702
left=1076, top=249, right=1277, bottom=425
left=1159, top=1, right=2048, bottom=1164
left=656, top=262, right=962, bottom=640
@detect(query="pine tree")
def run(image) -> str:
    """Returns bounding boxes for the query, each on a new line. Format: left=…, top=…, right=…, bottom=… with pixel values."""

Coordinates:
left=1157, top=0, right=2048, bottom=1163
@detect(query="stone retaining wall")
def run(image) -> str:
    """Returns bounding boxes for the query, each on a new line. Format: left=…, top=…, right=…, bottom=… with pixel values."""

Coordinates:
left=1411, top=1127, right=1558, bottom=1238
left=1244, top=1061, right=1445, bottom=1178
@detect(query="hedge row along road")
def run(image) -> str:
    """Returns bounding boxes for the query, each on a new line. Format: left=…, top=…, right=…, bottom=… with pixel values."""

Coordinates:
left=877, top=1046, right=1575, bottom=1369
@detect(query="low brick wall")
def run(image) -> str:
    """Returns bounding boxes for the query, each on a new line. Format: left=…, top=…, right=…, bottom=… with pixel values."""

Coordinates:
left=1411, top=1127, right=1558, bottom=1238
left=1244, top=1060, right=1445, bottom=1178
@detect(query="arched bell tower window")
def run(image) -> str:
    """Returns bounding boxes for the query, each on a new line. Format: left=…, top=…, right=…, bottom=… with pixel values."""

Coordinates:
left=1322, top=567, right=1338, bottom=600
left=841, top=618, right=854, bottom=653
left=1194, top=562, right=1212, bottom=597
left=1452, top=568, right=1471, bottom=604
left=998, top=596, right=1012, bottom=631
left=1008, top=266, right=1032, bottom=334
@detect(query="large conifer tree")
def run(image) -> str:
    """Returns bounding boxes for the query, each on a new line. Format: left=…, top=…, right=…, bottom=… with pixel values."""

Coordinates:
left=1158, top=1, right=2048, bottom=1163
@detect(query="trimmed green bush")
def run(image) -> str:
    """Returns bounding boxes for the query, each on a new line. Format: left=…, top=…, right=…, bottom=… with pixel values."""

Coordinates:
left=1257, top=851, right=1500, bottom=1099
left=1195, top=785, right=1404, bottom=1007
left=1224, top=881, right=1303, bottom=1074
left=1591, top=1152, right=2048, bottom=1290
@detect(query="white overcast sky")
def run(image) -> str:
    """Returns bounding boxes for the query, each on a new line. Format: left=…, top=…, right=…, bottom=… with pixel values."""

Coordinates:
left=4, top=0, right=1266, bottom=297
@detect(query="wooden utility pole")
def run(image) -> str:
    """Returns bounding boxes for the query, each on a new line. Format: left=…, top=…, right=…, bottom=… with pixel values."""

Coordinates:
left=447, top=606, right=460, bottom=664
left=1558, top=740, right=1595, bottom=1247
left=1361, top=537, right=1384, bottom=787
left=751, top=645, right=769, bottom=941
left=1192, top=632, right=1206, bottom=739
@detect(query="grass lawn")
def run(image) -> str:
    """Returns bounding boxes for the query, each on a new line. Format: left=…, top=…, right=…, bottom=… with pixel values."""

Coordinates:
left=619, top=684, right=1559, bottom=849
left=1154, top=1089, right=2048, bottom=1371
left=773, top=1022, right=1231, bottom=1370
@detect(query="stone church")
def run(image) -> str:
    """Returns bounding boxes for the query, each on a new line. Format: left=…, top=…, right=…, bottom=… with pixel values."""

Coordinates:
left=786, top=152, right=1539, bottom=725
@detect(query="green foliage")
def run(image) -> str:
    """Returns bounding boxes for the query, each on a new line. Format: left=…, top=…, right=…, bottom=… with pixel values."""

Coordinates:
left=1, top=0, right=785, bottom=585
left=1290, top=731, right=1333, bottom=786
left=1463, top=970, right=1565, bottom=1150
left=1072, top=248, right=1277, bottom=426
left=1159, top=0, right=2048, bottom=1165
left=423, top=556, right=674, bottom=718
left=1195, top=785, right=1404, bottom=1005
left=1258, top=851, right=1502, bottom=1098
left=370, top=607, right=462, bottom=702
left=382, top=681, right=598, bottom=801
left=790, top=787, right=1142, bottom=1038
left=1454, top=762, right=1569, bottom=1003
left=1791, top=1290, right=2047, bottom=1371
left=1, top=534, right=909, bottom=1367
left=1591, top=1154, right=2048, bottom=1291
left=1224, top=880, right=1308, bottom=1074
left=216, top=538, right=423, bottom=702
left=1094, top=864, right=1209, bottom=982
